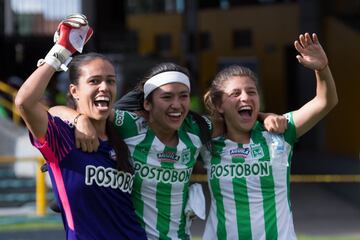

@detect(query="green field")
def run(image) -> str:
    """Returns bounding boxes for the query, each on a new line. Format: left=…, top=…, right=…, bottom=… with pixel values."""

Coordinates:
left=1, top=216, right=359, bottom=240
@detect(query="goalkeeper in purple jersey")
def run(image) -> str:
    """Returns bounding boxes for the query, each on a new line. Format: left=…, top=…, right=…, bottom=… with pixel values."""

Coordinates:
left=15, top=14, right=146, bottom=240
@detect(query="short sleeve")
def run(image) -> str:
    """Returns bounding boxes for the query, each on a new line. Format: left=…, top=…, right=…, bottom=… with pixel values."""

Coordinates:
left=113, top=110, right=146, bottom=139
left=283, top=112, right=297, bottom=145
left=29, top=113, right=75, bottom=163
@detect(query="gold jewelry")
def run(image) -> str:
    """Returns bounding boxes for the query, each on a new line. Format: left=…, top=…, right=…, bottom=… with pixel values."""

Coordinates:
left=73, top=113, right=83, bottom=125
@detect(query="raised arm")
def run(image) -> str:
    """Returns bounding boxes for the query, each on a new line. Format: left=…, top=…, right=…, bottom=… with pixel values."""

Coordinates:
left=15, top=64, right=55, bottom=138
left=292, top=33, right=338, bottom=138
left=15, top=14, right=93, bottom=139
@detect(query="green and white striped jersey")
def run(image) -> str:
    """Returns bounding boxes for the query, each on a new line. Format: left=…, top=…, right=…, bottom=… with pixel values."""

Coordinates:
left=114, top=110, right=205, bottom=240
left=202, top=113, right=297, bottom=240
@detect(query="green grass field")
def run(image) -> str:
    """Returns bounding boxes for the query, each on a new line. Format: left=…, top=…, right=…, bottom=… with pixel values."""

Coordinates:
left=1, top=216, right=359, bottom=240
left=193, top=237, right=360, bottom=240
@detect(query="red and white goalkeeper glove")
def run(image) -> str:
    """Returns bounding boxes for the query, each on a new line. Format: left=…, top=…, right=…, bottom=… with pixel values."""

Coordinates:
left=37, top=14, right=93, bottom=71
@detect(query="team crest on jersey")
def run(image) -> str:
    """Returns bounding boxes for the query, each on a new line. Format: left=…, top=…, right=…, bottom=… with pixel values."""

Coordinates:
left=180, top=148, right=191, bottom=165
left=229, top=147, right=250, bottom=158
left=109, top=149, right=117, bottom=161
left=250, top=144, right=264, bottom=159
left=157, top=151, right=180, bottom=163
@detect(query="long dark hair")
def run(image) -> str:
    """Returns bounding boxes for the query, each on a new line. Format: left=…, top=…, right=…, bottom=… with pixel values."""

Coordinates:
left=115, top=62, right=212, bottom=149
left=68, top=53, right=132, bottom=173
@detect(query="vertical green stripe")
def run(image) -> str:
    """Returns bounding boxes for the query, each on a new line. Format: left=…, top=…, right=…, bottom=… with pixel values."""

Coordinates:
left=178, top=184, right=189, bottom=239
left=260, top=170, right=278, bottom=240
left=284, top=113, right=296, bottom=211
left=156, top=182, right=172, bottom=239
left=156, top=146, right=174, bottom=239
left=233, top=143, right=252, bottom=239
left=210, top=139, right=227, bottom=240
left=253, top=131, right=278, bottom=240
left=177, top=130, right=197, bottom=239
left=132, top=131, right=155, bottom=228
left=287, top=150, right=293, bottom=210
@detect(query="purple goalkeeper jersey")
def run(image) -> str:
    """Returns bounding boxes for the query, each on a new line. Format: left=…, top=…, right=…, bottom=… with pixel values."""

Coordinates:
left=30, top=114, right=147, bottom=240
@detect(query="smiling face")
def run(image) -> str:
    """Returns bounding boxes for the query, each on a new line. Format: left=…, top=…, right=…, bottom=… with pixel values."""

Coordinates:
left=218, top=75, right=260, bottom=135
left=144, top=82, right=190, bottom=135
left=69, top=58, right=116, bottom=121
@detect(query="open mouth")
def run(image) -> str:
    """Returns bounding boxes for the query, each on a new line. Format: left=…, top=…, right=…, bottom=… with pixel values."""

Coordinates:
left=238, top=105, right=253, bottom=118
left=168, top=112, right=181, bottom=117
left=94, top=96, right=110, bottom=110
left=167, top=112, right=182, bottom=122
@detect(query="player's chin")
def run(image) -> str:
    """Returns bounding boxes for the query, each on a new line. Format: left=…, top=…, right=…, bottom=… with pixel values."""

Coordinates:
left=92, top=111, right=110, bottom=121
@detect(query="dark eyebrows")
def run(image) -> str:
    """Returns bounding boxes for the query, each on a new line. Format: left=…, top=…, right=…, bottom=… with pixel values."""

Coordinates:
left=88, top=74, right=116, bottom=79
left=159, top=90, right=190, bottom=96
left=180, top=90, right=190, bottom=95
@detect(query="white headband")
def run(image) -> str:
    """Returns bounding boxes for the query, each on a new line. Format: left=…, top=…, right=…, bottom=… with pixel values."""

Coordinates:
left=143, top=71, right=191, bottom=99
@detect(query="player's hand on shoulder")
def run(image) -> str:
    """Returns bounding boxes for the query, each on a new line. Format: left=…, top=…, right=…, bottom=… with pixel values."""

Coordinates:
left=263, top=113, right=288, bottom=134
left=74, top=114, right=99, bottom=152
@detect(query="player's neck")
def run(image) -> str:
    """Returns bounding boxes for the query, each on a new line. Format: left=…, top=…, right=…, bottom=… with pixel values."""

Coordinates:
left=91, top=119, right=108, bottom=141
left=225, top=131, right=250, bottom=144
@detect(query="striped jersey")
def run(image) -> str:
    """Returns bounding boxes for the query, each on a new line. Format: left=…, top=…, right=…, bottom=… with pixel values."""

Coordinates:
left=30, top=114, right=147, bottom=240
left=113, top=110, right=204, bottom=240
left=202, top=113, right=297, bottom=240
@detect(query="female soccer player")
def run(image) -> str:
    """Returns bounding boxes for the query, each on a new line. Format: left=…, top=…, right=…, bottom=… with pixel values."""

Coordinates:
left=52, top=61, right=287, bottom=239
left=15, top=15, right=147, bottom=240
left=202, top=33, right=338, bottom=240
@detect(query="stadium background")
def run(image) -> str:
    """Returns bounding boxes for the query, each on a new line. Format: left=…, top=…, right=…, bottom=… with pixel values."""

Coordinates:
left=0, top=0, right=359, bottom=239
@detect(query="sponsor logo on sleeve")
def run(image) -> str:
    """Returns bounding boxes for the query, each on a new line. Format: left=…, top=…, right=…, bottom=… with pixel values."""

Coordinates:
left=114, top=110, right=124, bottom=126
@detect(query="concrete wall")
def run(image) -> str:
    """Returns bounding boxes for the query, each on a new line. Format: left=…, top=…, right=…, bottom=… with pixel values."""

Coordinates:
left=0, top=118, right=40, bottom=179
left=0, top=118, right=27, bottom=155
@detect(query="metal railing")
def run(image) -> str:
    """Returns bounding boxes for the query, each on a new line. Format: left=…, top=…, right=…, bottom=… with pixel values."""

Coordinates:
left=0, top=156, right=46, bottom=216
left=190, top=174, right=360, bottom=183
left=0, top=81, right=21, bottom=125
left=1, top=155, right=360, bottom=217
